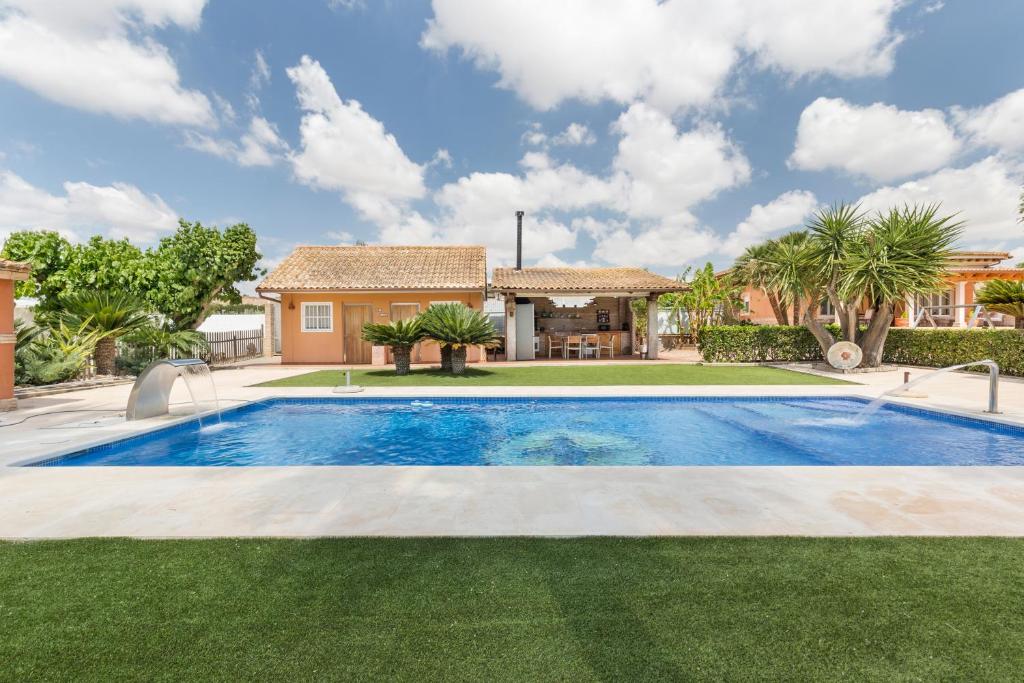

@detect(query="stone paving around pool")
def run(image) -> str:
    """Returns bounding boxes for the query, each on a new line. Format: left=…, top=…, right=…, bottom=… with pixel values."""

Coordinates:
left=2, top=363, right=1024, bottom=537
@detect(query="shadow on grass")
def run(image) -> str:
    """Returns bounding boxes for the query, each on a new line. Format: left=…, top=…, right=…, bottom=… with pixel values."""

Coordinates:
left=360, top=368, right=499, bottom=379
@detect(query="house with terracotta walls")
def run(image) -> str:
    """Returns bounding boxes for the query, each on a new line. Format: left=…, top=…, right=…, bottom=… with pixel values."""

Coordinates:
left=1, top=259, right=31, bottom=410
left=733, top=250, right=1024, bottom=328
left=256, top=245, right=488, bottom=365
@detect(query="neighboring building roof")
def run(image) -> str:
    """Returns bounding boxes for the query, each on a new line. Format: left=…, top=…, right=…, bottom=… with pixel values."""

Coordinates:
left=196, top=314, right=265, bottom=333
left=0, top=258, right=31, bottom=280
left=256, top=245, right=487, bottom=292
left=947, top=251, right=1012, bottom=268
left=491, top=267, right=684, bottom=293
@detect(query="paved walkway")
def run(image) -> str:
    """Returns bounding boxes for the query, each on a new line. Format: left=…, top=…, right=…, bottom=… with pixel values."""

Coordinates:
left=2, top=362, right=1024, bottom=538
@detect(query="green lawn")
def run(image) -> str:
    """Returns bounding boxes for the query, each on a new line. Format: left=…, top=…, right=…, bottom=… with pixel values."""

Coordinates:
left=1, top=538, right=1021, bottom=680
left=256, top=364, right=848, bottom=387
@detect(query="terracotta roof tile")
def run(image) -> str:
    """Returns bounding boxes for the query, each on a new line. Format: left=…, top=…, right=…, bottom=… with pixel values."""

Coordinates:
left=0, top=258, right=31, bottom=279
left=492, top=267, right=683, bottom=293
left=257, top=245, right=486, bottom=292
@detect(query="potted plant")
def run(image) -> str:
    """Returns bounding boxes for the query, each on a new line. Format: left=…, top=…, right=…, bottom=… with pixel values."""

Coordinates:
left=420, top=303, right=498, bottom=374
left=361, top=318, right=425, bottom=376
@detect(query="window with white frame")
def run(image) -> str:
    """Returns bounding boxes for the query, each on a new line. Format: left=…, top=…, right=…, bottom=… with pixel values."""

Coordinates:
left=301, top=302, right=333, bottom=332
left=915, top=289, right=954, bottom=317
left=819, top=298, right=835, bottom=317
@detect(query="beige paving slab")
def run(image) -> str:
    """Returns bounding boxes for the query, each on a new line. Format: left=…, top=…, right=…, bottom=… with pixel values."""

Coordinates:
left=1, top=466, right=1023, bottom=538
left=2, top=363, right=1024, bottom=538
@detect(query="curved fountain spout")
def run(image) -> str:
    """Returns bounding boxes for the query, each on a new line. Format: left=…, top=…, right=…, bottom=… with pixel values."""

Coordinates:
left=858, top=359, right=1000, bottom=420
left=125, top=359, right=219, bottom=421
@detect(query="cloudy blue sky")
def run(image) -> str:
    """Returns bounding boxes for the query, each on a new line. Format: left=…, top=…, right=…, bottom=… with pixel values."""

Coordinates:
left=1, top=0, right=1023, bottom=284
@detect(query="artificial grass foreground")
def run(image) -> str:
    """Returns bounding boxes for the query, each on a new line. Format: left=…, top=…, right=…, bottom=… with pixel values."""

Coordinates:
left=256, top=364, right=848, bottom=387
left=2, top=538, right=1021, bottom=680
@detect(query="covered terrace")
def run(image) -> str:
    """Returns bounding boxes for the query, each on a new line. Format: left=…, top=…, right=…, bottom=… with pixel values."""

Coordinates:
left=491, top=266, right=686, bottom=361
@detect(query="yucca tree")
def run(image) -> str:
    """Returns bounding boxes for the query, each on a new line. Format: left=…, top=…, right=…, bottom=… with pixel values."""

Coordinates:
left=768, top=202, right=961, bottom=367
left=419, top=303, right=498, bottom=374
left=976, top=280, right=1024, bottom=329
left=361, top=318, right=426, bottom=375
left=733, top=240, right=790, bottom=324
left=59, top=290, right=151, bottom=375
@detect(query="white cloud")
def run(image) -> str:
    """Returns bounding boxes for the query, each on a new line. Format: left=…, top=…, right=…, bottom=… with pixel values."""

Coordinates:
left=552, top=123, right=596, bottom=147
left=952, top=88, right=1024, bottom=155
left=590, top=215, right=719, bottom=268
left=720, top=190, right=819, bottom=257
left=422, top=0, right=902, bottom=112
left=286, top=55, right=426, bottom=223
left=521, top=123, right=548, bottom=147
left=857, top=156, right=1024, bottom=247
left=0, top=1, right=214, bottom=127
left=0, top=170, right=179, bottom=244
left=611, top=103, right=750, bottom=218
left=428, top=148, right=453, bottom=169
left=789, top=97, right=962, bottom=182
left=184, top=116, right=289, bottom=167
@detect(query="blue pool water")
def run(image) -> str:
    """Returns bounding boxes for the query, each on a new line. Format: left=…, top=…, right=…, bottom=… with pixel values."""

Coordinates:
left=28, top=396, right=1024, bottom=467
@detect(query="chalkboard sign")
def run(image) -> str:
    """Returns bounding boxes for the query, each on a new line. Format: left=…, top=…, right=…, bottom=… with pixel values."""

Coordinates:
left=596, top=309, right=610, bottom=324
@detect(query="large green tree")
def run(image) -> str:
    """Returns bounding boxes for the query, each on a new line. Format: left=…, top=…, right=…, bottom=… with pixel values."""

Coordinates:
left=142, top=220, right=264, bottom=329
left=1, top=220, right=263, bottom=328
left=755, top=203, right=961, bottom=367
left=732, top=240, right=790, bottom=324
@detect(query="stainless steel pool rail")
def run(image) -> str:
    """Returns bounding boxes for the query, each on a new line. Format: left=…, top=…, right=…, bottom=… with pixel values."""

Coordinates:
left=888, top=359, right=1000, bottom=414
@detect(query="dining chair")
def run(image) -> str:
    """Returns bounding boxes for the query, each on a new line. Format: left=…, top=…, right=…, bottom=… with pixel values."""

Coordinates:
left=547, top=335, right=565, bottom=358
left=581, top=334, right=599, bottom=359
left=597, top=333, right=615, bottom=359
left=565, top=335, right=583, bottom=359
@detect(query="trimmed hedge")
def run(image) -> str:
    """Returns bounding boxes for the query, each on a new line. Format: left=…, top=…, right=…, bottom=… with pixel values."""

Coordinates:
left=698, top=325, right=1024, bottom=376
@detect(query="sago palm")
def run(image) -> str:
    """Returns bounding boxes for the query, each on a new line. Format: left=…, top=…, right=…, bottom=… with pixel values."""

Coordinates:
left=59, top=290, right=151, bottom=375
left=418, top=303, right=498, bottom=374
left=361, top=318, right=426, bottom=375
left=976, top=279, right=1024, bottom=328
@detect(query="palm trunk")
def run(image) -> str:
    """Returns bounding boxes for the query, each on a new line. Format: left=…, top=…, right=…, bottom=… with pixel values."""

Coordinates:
left=440, top=344, right=452, bottom=372
left=393, top=346, right=412, bottom=376
left=792, top=299, right=801, bottom=326
left=858, top=303, right=894, bottom=367
left=93, top=336, right=117, bottom=376
left=766, top=291, right=788, bottom=325
left=451, top=346, right=467, bottom=375
left=803, top=308, right=836, bottom=359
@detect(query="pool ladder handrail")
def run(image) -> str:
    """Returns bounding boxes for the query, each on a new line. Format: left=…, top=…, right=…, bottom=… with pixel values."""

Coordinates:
left=887, top=359, right=1000, bottom=414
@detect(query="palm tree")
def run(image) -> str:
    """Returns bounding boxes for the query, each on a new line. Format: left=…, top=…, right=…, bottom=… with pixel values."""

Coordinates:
left=733, top=241, right=789, bottom=324
left=59, top=290, right=151, bottom=375
left=776, top=203, right=960, bottom=366
left=361, top=318, right=426, bottom=375
left=976, top=280, right=1024, bottom=329
left=419, top=303, right=464, bottom=371
left=419, top=304, right=498, bottom=374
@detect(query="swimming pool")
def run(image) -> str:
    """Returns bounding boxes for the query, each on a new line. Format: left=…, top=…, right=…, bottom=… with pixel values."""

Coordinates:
left=27, top=396, right=1024, bottom=467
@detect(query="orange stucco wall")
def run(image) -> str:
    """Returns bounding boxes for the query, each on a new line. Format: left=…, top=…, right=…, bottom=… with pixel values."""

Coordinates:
left=279, top=290, right=486, bottom=364
left=740, top=271, right=1024, bottom=326
left=1, top=279, right=16, bottom=402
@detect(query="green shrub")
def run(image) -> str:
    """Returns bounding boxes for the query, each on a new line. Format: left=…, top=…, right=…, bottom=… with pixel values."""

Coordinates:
left=697, top=325, right=1024, bottom=376
left=696, top=326, right=826, bottom=363
left=883, top=328, right=1024, bottom=376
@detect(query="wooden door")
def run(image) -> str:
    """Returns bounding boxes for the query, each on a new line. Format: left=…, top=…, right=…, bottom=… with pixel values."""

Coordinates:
left=390, top=303, right=421, bottom=362
left=343, top=305, right=373, bottom=364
